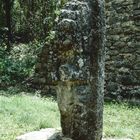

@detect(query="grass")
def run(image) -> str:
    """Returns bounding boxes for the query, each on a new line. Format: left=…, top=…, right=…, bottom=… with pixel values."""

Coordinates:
left=104, top=103, right=140, bottom=140
left=0, top=90, right=140, bottom=140
left=0, top=91, right=60, bottom=140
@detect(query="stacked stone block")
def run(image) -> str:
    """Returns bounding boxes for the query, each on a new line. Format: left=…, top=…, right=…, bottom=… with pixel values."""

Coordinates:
left=105, top=0, right=140, bottom=100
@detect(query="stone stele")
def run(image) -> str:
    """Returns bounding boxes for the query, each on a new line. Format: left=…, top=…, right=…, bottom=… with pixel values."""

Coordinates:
left=56, top=0, right=106, bottom=140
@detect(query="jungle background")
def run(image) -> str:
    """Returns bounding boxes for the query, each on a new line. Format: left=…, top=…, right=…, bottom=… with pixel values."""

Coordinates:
left=0, top=0, right=65, bottom=88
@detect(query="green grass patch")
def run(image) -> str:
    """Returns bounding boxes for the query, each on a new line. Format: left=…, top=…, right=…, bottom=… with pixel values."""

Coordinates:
left=0, top=93, right=60, bottom=140
left=0, top=90, right=140, bottom=140
left=104, top=102, right=140, bottom=140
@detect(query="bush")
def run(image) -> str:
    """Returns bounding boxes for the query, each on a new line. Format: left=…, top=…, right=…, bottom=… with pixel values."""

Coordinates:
left=0, top=41, right=43, bottom=87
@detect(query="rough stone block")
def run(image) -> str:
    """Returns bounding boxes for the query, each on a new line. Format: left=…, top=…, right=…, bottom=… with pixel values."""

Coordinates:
left=16, top=128, right=61, bottom=140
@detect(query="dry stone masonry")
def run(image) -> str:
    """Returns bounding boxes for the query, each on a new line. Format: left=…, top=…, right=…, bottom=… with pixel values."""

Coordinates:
left=34, top=0, right=140, bottom=101
left=105, top=0, right=140, bottom=100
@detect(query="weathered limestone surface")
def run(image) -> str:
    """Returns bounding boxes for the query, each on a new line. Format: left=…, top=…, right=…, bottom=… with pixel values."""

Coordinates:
left=16, top=128, right=61, bottom=140
left=34, top=41, right=58, bottom=95
left=105, top=0, right=140, bottom=100
left=16, top=128, right=72, bottom=140
left=56, top=0, right=106, bottom=140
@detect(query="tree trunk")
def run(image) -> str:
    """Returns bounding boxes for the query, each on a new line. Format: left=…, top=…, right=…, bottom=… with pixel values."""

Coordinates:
left=5, top=0, right=13, bottom=51
left=56, top=0, right=106, bottom=140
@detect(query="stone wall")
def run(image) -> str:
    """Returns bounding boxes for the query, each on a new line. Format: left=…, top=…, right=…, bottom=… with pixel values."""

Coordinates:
left=105, top=0, right=140, bottom=100
left=34, top=0, right=140, bottom=100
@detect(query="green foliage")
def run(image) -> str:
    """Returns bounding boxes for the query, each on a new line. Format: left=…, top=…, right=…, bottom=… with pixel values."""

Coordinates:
left=0, top=42, right=42, bottom=86
left=0, top=0, right=70, bottom=87
left=11, top=0, right=63, bottom=41
left=0, top=0, right=69, bottom=44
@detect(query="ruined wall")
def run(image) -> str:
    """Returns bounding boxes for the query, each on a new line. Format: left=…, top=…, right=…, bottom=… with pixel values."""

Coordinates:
left=105, top=0, right=140, bottom=100
left=34, top=0, right=140, bottom=100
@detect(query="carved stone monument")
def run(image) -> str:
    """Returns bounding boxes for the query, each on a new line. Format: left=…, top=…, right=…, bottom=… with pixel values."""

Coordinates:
left=56, top=0, right=106, bottom=140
